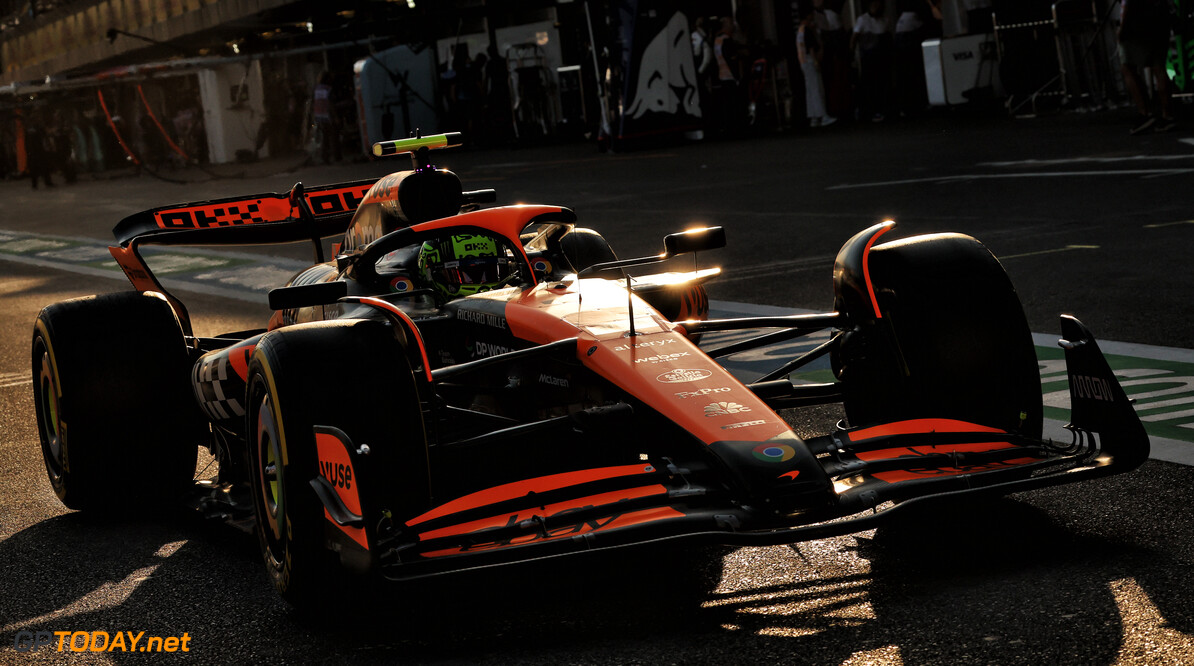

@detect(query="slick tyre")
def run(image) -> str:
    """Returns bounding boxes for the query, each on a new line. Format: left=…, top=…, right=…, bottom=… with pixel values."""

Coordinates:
left=561, top=227, right=617, bottom=274
left=31, top=291, right=205, bottom=513
left=246, top=319, right=429, bottom=610
left=834, top=234, right=1042, bottom=436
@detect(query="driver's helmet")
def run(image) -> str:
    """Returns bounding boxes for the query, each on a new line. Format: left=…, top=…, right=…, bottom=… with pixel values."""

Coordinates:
left=417, top=233, right=514, bottom=301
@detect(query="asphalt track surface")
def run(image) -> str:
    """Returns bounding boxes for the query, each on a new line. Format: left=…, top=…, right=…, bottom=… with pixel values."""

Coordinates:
left=3, top=110, right=1194, bottom=663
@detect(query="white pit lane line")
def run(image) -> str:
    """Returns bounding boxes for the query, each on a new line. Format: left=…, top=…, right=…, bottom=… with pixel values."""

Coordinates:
left=708, top=299, right=1194, bottom=467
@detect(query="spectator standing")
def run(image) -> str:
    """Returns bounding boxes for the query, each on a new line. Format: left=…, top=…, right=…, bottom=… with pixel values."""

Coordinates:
left=691, top=17, right=716, bottom=135
left=25, top=120, right=54, bottom=189
left=852, top=0, right=893, bottom=121
left=482, top=44, right=512, bottom=144
left=1118, top=0, right=1176, bottom=134
left=692, top=17, right=715, bottom=85
left=313, top=72, right=341, bottom=163
left=450, top=45, right=482, bottom=142
left=893, top=0, right=941, bottom=117
left=713, top=16, right=745, bottom=133
left=798, top=9, right=837, bottom=127
left=814, top=0, right=853, bottom=119
left=963, top=0, right=994, bottom=34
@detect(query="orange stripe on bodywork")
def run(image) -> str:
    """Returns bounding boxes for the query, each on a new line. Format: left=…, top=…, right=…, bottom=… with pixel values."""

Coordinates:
left=846, top=418, right=1005, bottom=442
left=872, top=458, right=1039, bottom=483
left=862, top=221, right=894, bottom=319
left=420, top=506, right=686, bottom=558
left=417, top=485, right=668, bottom=541
left=348, top=297, right=435, bottom=383
left=405, top=463, right=657, bottom=527
left=855, top=441, right=1020, bottom=462
left=226, top=339, right=256, bottom=381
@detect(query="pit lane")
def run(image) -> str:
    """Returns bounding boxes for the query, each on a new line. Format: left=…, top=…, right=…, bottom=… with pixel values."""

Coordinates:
left=3, top=112, right=1194, bottom=663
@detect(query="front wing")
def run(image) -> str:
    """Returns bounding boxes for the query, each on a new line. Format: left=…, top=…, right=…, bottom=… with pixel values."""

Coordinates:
left=310, top=316, right=1148, bottom=581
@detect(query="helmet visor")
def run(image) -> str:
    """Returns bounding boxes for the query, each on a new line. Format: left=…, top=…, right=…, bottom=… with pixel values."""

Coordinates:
left=436, top=256, right=512, bottom=287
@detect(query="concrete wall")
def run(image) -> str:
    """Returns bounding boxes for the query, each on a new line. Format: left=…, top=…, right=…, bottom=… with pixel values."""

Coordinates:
left=1, top=0, right=293, bottom=86
left=197, top=59, right=266, bottom=164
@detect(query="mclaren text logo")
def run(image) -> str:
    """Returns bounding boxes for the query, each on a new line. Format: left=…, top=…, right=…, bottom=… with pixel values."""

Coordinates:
left=539, top=374, right=570, bottom=388
left=675, top=387, right=732, bottom=399
left=634, top=351, right=690, bottom=364
left=1072, top=374, right=1116, bottom=402
left=721, top=420, right=766, bottom=430
left=704, top=402, right=751, bottom=417
left=319, top=461, right=352, bottom=490
left=656, top=368, right=713, bottom=384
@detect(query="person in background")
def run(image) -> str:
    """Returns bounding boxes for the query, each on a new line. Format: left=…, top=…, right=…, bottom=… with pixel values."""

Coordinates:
left=313, top=72, right=341, bottom=163
left=691, top=16, right=716, bottom=135
left=852, top=0, right=892, bottom=122
left=814, top=0, right=853, bottom=119
left=482, top=44, right=512, bottom=144
left=1118, top=0, right=1176, bottom=134
left=25, top=118, right=53, bottom=189
left=713, top=16, right=745, bottom=133
left=692, top=16, right=715, bottom=84
left=963, top=0, right=994, bottom=34
left=893, top=0, right=941, bottom=117
left=798, top=9, right=837, bottom=127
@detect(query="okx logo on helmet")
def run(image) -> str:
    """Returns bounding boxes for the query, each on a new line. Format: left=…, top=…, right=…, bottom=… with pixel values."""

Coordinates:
left=418, top=233, right=514, bottom=301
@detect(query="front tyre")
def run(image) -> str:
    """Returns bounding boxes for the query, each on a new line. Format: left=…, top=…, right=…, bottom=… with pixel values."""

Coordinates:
left=31, top=291, right=205, bottom=513
left=246, top=319, right=429, bottom=609
left=834, top=234, right=1042, bottom=436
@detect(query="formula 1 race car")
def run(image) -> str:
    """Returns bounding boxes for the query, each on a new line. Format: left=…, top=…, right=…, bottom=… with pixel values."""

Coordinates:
left=32, top=133, right=1149, bottom=610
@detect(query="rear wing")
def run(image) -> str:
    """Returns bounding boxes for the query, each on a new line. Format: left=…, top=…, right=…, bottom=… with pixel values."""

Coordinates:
left=112, top=179, right=377, bottom=246
left=109, top=178, right=376, bottom=337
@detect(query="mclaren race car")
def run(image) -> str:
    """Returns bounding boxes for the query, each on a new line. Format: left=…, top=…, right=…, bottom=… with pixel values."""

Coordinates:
left=32, top=133, right=1149, bottom=609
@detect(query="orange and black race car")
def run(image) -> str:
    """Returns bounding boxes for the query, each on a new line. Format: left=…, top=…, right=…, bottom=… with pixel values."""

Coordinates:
left=32, top=133, right=1149, bottom=610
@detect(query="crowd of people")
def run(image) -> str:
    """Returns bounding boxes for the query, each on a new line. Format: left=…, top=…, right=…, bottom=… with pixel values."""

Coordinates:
left=692, top=0, right=1179, bottom=135
left=0, top=1, right=1180, bottom=184
left=691, top=0, right=948, bottom=135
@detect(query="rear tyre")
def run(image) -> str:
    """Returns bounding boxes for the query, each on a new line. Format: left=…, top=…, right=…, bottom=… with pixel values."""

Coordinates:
left=31, top=291, right=204, bottom=513
left=246, top=319, right=429, bottom=610
left=833, top=234, right=1042, bottom=436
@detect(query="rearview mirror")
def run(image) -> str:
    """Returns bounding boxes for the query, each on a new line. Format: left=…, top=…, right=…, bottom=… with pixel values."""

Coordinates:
left=268, top=280, right=348, bottom=311
left=662, top=227, right=726, bottom=258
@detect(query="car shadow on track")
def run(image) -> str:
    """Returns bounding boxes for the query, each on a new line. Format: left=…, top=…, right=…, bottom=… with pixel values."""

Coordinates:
left=3, top=467, right=1192, bottom=664
left=695, top=490, right=1194, bottom=665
